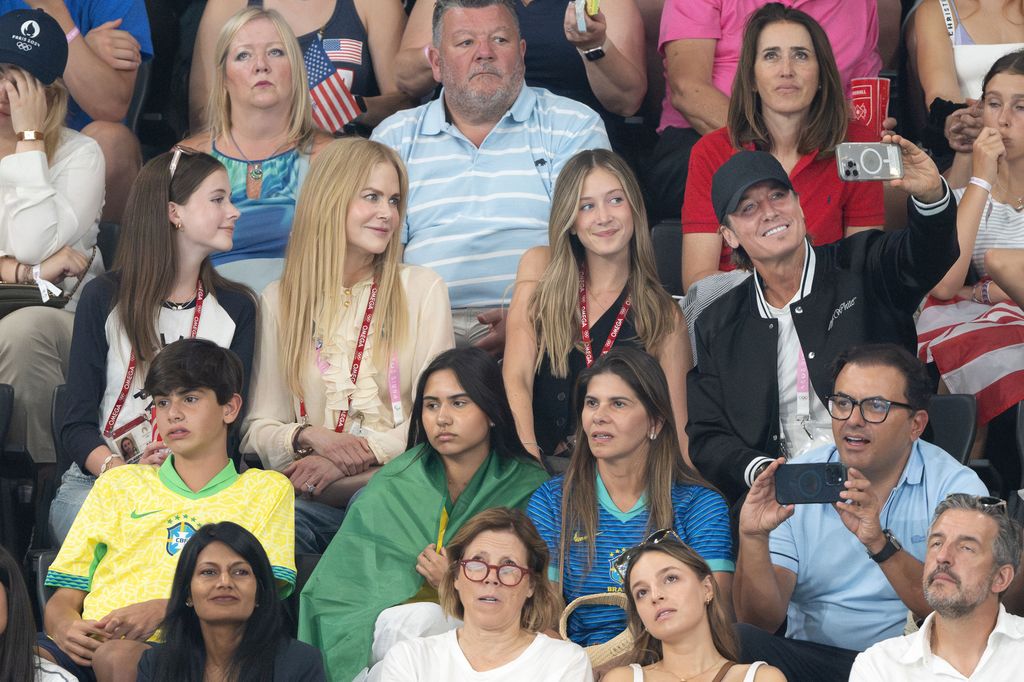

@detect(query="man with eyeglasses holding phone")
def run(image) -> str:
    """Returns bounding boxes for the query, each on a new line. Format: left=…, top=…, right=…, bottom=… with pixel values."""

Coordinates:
left=732, top=344, right=987, bottom=682
left=849, top=493, right=1024, bottom=681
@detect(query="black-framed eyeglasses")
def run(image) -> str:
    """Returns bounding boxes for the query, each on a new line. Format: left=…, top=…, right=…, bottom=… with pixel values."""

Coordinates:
left=168, top=144, right=199, bottom=180
left=825, top=393, right=916, bottom=423
left=612, top=528, right=682, bottom=582
left=458, top=559, right=530, bottom=587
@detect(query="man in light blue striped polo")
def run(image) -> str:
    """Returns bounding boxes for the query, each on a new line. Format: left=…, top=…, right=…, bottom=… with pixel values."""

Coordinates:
left=372, top=0, right=609, bottom=352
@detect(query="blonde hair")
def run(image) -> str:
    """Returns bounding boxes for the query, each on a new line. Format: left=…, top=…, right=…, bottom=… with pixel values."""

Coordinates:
left=0, top=65, right=67, bottom=161
left=529, top=149, right=679, bottom=377
left=438, top=508, right=562, bottom=632
left=278, top=138, right=408, bottom=400
left=206, top=7, right=314, bottom=150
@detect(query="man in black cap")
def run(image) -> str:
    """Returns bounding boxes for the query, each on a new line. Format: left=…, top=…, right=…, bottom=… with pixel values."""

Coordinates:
left=686, top=135, right=958, bottom=504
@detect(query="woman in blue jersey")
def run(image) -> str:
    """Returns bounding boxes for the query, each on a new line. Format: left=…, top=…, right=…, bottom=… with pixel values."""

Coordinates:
left=526, top=347, right=733, bottom=647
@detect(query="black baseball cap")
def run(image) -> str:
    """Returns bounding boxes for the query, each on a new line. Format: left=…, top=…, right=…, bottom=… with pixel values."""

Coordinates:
left=0, top=9, right=68, bottom=85
left=711, top=151, right=795, bottom=225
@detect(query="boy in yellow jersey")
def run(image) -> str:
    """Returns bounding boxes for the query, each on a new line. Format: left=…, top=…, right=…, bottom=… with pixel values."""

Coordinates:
left=38, top=339, right=296, bottom=682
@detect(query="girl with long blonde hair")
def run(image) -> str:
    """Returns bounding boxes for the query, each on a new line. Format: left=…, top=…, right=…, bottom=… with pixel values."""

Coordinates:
left=242, top=137, right=454, bottom=553
left=504, top=148, right=691, bottom=465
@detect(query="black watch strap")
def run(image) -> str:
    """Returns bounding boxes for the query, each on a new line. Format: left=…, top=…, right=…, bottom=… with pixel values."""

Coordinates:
left=868, top=529, right=902, bottom=563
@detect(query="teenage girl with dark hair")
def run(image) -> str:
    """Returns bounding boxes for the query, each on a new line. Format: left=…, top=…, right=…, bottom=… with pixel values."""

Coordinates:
left=50, top=148, right=256, bottom=543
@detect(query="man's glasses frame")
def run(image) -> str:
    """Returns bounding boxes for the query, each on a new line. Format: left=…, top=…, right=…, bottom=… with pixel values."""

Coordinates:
left=825, top=392, right=916, bottom=423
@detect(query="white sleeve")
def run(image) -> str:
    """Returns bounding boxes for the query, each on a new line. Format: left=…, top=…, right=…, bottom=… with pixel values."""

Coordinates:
left=0, top=134, right=104, bottom=263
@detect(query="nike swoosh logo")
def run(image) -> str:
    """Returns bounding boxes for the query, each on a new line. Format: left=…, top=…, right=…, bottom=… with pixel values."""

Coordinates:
left=130, top=509, right=164, bottom=519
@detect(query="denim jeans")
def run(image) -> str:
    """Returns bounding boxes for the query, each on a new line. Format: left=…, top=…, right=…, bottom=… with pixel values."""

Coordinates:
left=294, top=497, right=347, bottom=554
left=49, top=462, right=95, bottom=545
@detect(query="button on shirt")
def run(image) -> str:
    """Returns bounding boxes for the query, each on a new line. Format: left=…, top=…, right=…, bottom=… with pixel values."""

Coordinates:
left=769, top=440, right=987, bottom=651
left=850, top=604, right=1024, bottom=681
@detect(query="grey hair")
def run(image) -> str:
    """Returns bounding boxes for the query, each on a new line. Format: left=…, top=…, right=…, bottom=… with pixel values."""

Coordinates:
left=432, top=0, right=520, bottom=46
left=933, top=494, right=1023, bottom=573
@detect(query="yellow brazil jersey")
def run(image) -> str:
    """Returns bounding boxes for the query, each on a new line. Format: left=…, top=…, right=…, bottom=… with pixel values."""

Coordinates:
left=46, top=457, right=296, bottom=624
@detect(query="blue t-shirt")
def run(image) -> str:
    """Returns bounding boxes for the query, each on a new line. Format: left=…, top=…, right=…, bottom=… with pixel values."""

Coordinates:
left=527, top=473, right=733, bottom=646
left=1, top=0, right=154, bottom=130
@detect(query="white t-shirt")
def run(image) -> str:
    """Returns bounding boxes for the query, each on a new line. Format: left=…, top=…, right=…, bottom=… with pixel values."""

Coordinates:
left=378, top=630, right=593, bottom=681
left=34, top=655, right=76, bottom=681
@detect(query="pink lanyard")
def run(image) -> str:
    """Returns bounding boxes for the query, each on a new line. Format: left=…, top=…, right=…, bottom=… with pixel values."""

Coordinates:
left=299, top=280, right=378, bottom=433
left=103, top=280, right=205, bottom=440
left=578, top=265, right=631, bottom=368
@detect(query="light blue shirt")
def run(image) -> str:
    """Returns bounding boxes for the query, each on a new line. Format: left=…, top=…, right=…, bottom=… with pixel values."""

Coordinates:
left=769, top=439, right=987, bottom=651
left=372, top=86, right=609, bottom=309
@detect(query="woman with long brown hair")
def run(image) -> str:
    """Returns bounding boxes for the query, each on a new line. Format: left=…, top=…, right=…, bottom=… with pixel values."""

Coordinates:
left=681, top=3, right=883, bottom=292
left=603, top=537, right=785, bottom=682
left=50, top=148, right=256, bottom=543
left=504, top=149, right=690, bottom=465
left=525, top=347, right=732, bottom=649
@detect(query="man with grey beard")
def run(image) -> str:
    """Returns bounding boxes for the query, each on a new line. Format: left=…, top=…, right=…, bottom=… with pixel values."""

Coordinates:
left=851, top=493, right=1024, bottom=681
left=372, top=0, right=609, bottom=352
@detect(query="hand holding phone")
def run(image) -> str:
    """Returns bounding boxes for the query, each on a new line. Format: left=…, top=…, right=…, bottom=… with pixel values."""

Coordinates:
left=774, top=462, right=848, bottom=505
left=738, top=457, right=796, bottom=538
left=836, top=143, right=903, bottom=182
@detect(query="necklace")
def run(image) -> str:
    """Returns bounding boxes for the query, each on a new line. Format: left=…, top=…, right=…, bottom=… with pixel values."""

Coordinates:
left=995, top=179, right=1024, bottom=212
left=163, top=294, right=197, bottom=311
left=225, top=128, right=290, bottom=182
left=652, top=660, right=725, bottom=681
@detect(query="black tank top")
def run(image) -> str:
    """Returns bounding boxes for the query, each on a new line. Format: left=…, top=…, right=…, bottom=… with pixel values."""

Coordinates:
left=247, top=0, right=379, bottom=97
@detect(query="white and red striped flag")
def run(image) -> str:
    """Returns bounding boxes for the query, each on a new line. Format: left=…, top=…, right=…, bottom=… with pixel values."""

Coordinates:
left=918, top=295, right=1024, bottom=425
left=303, top=39, right=362, bottom=133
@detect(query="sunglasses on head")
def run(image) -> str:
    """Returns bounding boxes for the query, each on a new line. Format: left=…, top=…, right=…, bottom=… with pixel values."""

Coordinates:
left=168, top=145, right=199, bottom=180
left=611, top=528, right=683, bottom=582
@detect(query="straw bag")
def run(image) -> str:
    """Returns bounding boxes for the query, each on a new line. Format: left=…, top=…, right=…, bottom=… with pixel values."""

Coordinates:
left=558, top=592, right=634, bottom=668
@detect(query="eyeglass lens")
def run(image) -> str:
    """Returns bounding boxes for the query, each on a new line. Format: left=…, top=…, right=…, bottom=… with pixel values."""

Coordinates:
left=461, top=560, right=525, bottom=587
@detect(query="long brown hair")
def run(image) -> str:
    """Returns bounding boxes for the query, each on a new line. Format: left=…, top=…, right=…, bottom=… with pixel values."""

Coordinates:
left=278, top=138, right=408, bottom=400
left=622, top=540, right=739, bottom=665
left=530, top=149, right=680, bottom=377
left=558, top=348, right=707, bottom=572
left=728, top=2, right=847, bottom=156
left=112, top=151, right=252, bottom=365
left=438, top=507, right=562, bottom=632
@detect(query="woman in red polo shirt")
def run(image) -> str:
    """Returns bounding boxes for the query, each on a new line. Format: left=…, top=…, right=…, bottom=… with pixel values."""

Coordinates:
left=681, top=3, right=884, bottom=292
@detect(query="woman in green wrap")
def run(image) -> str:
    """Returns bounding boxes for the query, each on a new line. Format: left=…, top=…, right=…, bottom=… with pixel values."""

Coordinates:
left=297, top=347, right=550, bottom=680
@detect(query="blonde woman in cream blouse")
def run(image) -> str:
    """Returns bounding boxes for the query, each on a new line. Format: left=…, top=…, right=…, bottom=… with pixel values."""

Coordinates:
left=241, top=138, right=453, bottom=553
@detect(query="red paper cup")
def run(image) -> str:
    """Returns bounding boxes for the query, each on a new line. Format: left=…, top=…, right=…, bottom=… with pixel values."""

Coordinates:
left=850, top=77, right=890, bottom=138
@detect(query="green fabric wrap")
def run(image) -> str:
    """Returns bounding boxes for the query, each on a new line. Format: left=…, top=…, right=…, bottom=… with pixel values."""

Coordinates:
left=297, top=444, right=548, bottom=680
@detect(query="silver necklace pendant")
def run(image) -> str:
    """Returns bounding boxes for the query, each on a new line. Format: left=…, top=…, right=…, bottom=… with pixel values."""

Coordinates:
left=249, top=163, right=263, bottom=182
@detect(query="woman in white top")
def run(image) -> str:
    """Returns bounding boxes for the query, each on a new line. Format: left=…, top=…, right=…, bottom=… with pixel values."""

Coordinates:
left=379, top=507, right=593, bottom=681
left=241, top=137, right=454, bottom=553
left=0, top=8, right=104, bottom=466
left=604, top=534, right=784, bottom=682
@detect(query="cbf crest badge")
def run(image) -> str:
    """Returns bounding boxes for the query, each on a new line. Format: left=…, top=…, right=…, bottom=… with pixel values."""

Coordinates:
left=165, top=514, right=200, bottom=556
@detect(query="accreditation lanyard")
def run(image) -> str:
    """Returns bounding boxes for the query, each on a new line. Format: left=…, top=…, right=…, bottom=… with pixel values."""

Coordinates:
left=299, top=280, right=378, bottom=433
left=103, top=280, right=206, bottom=440
left=795, top=348, right=811, bottom=421
left=578, top=265, right=631, bottom=368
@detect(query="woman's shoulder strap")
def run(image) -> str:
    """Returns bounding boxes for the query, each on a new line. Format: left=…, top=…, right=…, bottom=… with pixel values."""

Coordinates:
left=710, top=661, right=736, bottom=682
left=630, top=663, right=644, bottom=682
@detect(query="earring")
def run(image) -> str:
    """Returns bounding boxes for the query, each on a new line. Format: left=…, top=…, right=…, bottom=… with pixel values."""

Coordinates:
left=185, top=599, right=193, bottom=607
left=175, top=222, right=184, bottom=232
left=648, top=429, right=656, bottom=441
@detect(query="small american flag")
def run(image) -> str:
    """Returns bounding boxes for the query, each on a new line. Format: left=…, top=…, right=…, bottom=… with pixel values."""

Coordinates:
left=303, top=40, right=362, bottom=133
left=322, top=38, right=363, bottom=65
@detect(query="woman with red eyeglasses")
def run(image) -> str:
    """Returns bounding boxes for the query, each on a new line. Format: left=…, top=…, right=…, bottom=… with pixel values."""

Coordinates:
left=379, top=507, right=593, bottom=681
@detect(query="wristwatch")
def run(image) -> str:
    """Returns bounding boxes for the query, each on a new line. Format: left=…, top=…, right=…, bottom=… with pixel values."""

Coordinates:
left=16, top=130, right=42, bottom=142
left=292, top=423, right=314, bottom=459
left=868, top=529, right=902, bottom=563
left=582, top=45, right=606, bottom=61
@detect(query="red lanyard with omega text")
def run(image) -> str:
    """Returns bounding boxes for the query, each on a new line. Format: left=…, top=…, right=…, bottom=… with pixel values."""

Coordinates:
left=578, top=265, right=631, bottom=368
left=103, top=280, right=206, bottom=439
left=298, top=280, right=378, bottom=433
